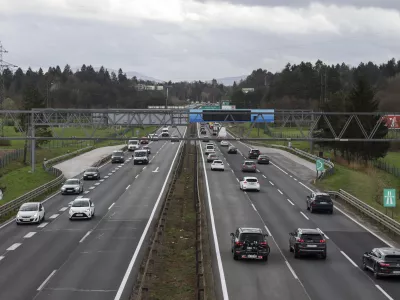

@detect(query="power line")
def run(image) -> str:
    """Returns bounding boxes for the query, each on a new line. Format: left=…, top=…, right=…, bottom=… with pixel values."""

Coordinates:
left=0, top=41, right=18, bottom=136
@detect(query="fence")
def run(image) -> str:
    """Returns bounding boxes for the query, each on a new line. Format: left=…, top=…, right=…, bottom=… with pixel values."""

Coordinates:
left=329, top=189, right=400, bottom=237
left=370, top=159, right=400, bottom=178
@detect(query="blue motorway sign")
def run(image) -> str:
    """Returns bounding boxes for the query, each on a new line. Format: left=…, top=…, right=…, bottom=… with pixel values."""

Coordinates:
left=189, top=109, right=274, bottom=123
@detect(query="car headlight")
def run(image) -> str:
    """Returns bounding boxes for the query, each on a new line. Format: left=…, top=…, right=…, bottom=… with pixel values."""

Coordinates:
left=75, top=187, right=79, bottom=190
left=32, top=213, right=38, bottom=218
left=61, top=187, right=66, bottom=191
left=85, top=209, right=90, bottom=213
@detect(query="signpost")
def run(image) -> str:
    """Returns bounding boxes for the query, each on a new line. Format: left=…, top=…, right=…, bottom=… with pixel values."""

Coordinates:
left=316, top=159, right=324, bottom=178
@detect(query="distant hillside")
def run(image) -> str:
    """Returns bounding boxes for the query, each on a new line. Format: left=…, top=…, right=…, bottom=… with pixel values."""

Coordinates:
left=208, top=75, right=248, bottom=86
left=71, top=66, right=163, bottom=82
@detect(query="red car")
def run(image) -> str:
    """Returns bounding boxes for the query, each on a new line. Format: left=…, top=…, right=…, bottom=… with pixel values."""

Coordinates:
left=140, top=137, right=149, bottom=144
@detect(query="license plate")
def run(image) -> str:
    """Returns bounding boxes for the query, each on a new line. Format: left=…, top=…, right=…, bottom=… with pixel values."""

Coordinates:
left=246, top=247, right=253, bottom=250
left=307, top=245, right=317, bottom=248
left=393, top=271, right=400, bottom=274
left=76, top=214, right=83, bottom=217
left=88, top=176, right=92, bottom=178
left=247, top=254, right=257, bottom=258
left=320, top=202, right=328, bottom=204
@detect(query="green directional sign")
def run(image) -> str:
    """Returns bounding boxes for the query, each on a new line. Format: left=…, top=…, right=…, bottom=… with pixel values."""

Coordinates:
left=202, top=106, right=215, bottom=110
left=222, top=100, right=230, bottom=106
left=383, top=189, right=396, bottom=208
left=316, top=159, right=325, bottom=171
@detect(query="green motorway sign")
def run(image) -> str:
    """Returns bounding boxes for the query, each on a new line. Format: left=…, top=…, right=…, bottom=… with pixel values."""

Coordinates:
left=383, top=189, right=396, bottom=207
left=202, top=106, right=215, bottom=110
left=316, top=159, right=325, bottom=171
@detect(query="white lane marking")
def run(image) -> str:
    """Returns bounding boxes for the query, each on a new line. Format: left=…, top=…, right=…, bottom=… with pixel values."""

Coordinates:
left=300, top=212, right=309, bottom=220
left=37, top=270, right=57, bottom=291
left=108, top=173, right=112, bottom=176
left=100, top=179, right=105, bottom=182
left=231, top=170, right=234, bottom=173
left=143, top=166, right=147, bottom=170
left=262, top=175, right=266, bottom=178
left=285, top=261, right=298, bottom=280
left=104, top=176, right=109, bottom=178
left=24, top=232, right=36, bottom=238
left=289, top=175, right=293, bottom=178
left=227, top=162, right=230, bottom=166
left=49, top=214, right=59, bottom=219
left=37, top=222, right=49, bottom=228
left=135, top=175, right=139, bottom=179
left=152, top=167, right=159, bottom=173
left=59, top=207, right=68, bottom=212
left=114, top=127, right=187, bottom=300
left=79, top=230, right=92, bottom=243
left=196, top=133, right=229, bottom=300
left=271, top=162, right=288, bottom=175
left=89, top=186, right=95, bottom=190
left=94, top=183, right=100, bottom=186
left=340, top=251, right=358, bottom=267
left=294, top=178, right=298, bottom=181
left=112, top=171, right=115, bottom=173
left=251, top=204, right=257, bottom=211
left=375, top=285, right=394, bottom=300
left=108, top=203, right=115, bottom=210
left=264, top=225, right=272, bottom=237
left=126, top=185, right=130, bottom=190
left=277, top=189, right=283, bottom=195
left=0, top=256, right=4, bottom=261
left=84, top=191, right=90, bottom=194
left=299, top=181, right=313, bottom=192
left=269, top=181, right=274, bottom=186
left=256, top=169, right=260, bottom=173
left=317, top=228, right=329, bottom=239
left=7, top=243, right=21, bottom=251
left=236, top=178, right=239, bottom=182
left=287, top=199, right=295, bottom=206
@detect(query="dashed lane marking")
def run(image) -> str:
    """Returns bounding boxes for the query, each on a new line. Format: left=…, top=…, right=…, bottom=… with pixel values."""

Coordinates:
left=277, top=189, right=283, bottom=195
left=100, top=179, right=105, bottom=182
left=7, top=243, right=21, bottom=251
left=59, top=207, right=68, bottom=212
left=84, top=191, right=90, bottom=194
left=89, top=186, right=95, bottom=190
left=94, top=183, right=100, bottom=186
left=24, top=232, right=36, bottom=238
left=49, top=214, right=59, bottom=219
left=300, top=212, right=309, bottom=220
left=269, top=181, right=274, bottom=186
left=37, top=222, right=49, bottom=228
left=287, top=199, right=294, bottom=206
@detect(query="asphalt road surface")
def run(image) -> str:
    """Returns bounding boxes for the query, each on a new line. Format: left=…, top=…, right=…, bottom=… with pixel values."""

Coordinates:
left=199, top=125, right=399, bottom=300
left=0, top=126, right=186, bottom=300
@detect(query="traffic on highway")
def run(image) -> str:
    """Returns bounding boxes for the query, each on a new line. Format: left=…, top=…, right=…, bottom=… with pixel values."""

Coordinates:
left=0, top=122, right=399, bottom=300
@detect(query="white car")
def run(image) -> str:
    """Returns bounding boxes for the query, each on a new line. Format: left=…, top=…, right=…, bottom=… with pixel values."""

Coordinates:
left=211, top=160, right=224, bottom=171
left=69, top=198, right=95, bottom=220
left=220, top=140, right=229, bottom=147
left=205, top=145, right=215, bottom=155
left=128, top=140, right=140, bottom=151
left=16, top=202, right=45, bottom=224
left=239, top=177, right=260, bottom=192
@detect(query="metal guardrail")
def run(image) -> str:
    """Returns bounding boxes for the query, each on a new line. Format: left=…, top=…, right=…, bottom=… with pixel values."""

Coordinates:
left=0, top=144, right=123, bottom=221
left=328, top=189, right=400, bottom=237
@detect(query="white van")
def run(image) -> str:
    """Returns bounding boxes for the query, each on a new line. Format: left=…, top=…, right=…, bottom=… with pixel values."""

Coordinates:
left=205, top=144, right=215, bottom=155
left=162, top=127, right=169, bottom=133
left=127, top=140, right=139, bottom=151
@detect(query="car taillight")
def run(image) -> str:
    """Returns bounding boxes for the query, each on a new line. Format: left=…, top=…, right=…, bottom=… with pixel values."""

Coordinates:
left=235, top=241, right=243, bottom=246
left=243, top=181, right=247, bottom=184
left=319, top=240, right=326, bottom=243
left=297, top=239, right=304, bottom=243
left=311, top=201, right=316, bottom=206
left=260, top=242, right=267, bottom=246
left=253, top=165, right=256, bottom=168
left=379, top=262, right=390, bottom=267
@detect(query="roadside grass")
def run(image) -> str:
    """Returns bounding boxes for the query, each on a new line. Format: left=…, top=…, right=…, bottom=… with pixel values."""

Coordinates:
left=0, top=126, right=157, bottom=206
left=381, top=152, right=400, bottom=169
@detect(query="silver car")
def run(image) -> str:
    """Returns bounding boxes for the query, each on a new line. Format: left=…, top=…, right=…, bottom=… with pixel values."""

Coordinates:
left=61, top=178, right=83, bottom=195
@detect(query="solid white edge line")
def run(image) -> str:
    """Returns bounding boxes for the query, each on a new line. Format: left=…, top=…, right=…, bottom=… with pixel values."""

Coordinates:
left=269, top=181, right=274, bottom=186
left=197, top=125, right=230, bottom=300
left=37, top=270, right=57, bottom=291
left=236, top=178, right=239, bottom=182
left=264, top=225, right=272, bottom=237
left=79, top=230, right=92, bottom=243
left=340, top=251, right=358, bottom=268
left=135, top=175, right=139, bottom=179
left=287, top=199, right=295, bottom=206
left=251, top=204, right=257, bottom=211
left=277, top=189, right=283, bottom=195
left=6, top=243, right=21, bottom=251
left=23, top=232, right=36, bottom=238
left=126, top=185, right=130, bottom=190
left=108, top=203, right=115, bottom=210
left=299, top=181, right=313, bottom=192
left=0, top=256, right=4, bottom=261
left=114, top=127, right=188, bottom=300
left=285, top=261, right=298, bottom=280
left=300, top=212, right=309, bottom=220
left=375, top=285, right=394, bottom=300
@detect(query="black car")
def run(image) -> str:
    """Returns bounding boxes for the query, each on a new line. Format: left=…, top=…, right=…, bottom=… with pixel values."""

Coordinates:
left=83, top=167, right=100, bottom=180
left=161, top=132, right=170, bottom=137
left=362, top=247, right=400, bottom=278
left=230, top=227, right=270, bottom=261
left=111, top=151, right=125, bottom=163
left=202, top=136, right=210, bottom=142
left=306, top=192, right=333, bottom=214
left=200, top=129, right=207, bottom=135
left=248, top=149, right=261, bottom=159
left=171, top=136, right=179, bottom=142
left=289, top=228, right=327, bottom=259
left=228, top=146, right=237, bottom=154
left=257, top=155, right=270, bottom=164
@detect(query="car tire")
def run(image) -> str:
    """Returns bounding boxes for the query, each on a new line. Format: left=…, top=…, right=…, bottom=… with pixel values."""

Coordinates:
left=294, top=248, right=300, bottom=258
left=289, top=245, right=293, bottom=252
left=321, top=252, right=327, bottom=260
left=310, top=206, right=314, bottom=213
left=16, top=222, right=20, bottom=226
left=211, top=168, right=213, bottom=171
left=233, top=253, right=239, bottom=260
left=306, top=204, right=310, bottom=210
left=374, top=265, right=381, bottom=279
left=362, top=258, right=368, bottom=270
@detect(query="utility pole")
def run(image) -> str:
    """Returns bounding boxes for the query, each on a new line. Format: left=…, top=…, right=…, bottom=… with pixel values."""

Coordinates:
left=0, top=41, right=17, bottom=136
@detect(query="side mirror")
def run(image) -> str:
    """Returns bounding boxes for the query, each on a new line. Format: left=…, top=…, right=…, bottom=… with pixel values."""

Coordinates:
left=364, top=251, right=370, bottom=256
left=230, top=233, right=234, bottom=237
left=91, top=204, right=94, bottom=207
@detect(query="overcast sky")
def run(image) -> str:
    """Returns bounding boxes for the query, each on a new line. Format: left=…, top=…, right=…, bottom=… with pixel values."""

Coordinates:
left=1, top=0, right=400, bottom=81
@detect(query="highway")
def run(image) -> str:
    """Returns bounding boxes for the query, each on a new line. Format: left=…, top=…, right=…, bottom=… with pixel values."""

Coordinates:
left=200, top=125, right=399, bottom=300
left=0, top=126, right=186, bottom=300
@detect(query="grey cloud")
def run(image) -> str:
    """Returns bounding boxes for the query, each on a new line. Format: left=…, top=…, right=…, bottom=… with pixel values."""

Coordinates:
left=195, top=0, right=400, bottom=10
left=0, top=13, right=399, bottom=81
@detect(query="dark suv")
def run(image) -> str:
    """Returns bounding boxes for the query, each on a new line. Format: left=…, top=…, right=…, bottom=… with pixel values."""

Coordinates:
left=289, top=228, right=327, bottom=259
left=362, top=247, right=400, bottom=278
left=111, top=151, right=125, bottom=163
left=248, top=149, right=261, bottom=159
left=83, top=167, right=100, bottom=180
left=257, top=155, right=270, bottom=164
left=306, top=192, right=333, bottom=214
left=228, top=146, right=237, bottom=154
left=230, top=227, right=270, bottom=261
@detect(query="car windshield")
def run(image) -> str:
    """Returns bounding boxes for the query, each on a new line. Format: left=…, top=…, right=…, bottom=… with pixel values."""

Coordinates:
left=128, top=141, right=138, bottom=144
left=135, top=152, right=147, bottom=157
left=213, top=160, right=222, bottom=164
left=72, top=200, right=89, bottom=207
left=315, top=195, right=332, bottom=202
left=251, top=150, right=260, bottom=153
left=385, top=255, right=400, bottom=262
left=301, top=234, right=323, bottom=240
left=240, top=233, right=263, bottom=242
left=246, top=178, right=258, bottom=182
left=259, top=155, right=268, bottom=158
left=65, top=179, right=79, bottom=185
left=244, top=162, right=254, bottom=166
left=113, top=151, right=123, bottom=156
left=20, top=204, right=38, bottom=211
left=209, top=154, right=217, bottom=158
left=86, top=168, right=97, bottom=172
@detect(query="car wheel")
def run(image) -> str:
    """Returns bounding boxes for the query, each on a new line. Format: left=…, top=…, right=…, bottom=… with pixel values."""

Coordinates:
left=374, top=265, right=380, bottom=279
left=16, top=222, right=20, bottom=226
left=289, top=245, right=293, bottom=252
left=294, top=248, right=300, bottom=258
left=362, top=258, right=368, bottom=270
left=233, top=253, right=239, bottom=260
left=321, top=251, right=327, bottom=260
left=211, top=168, right=213, bottom=171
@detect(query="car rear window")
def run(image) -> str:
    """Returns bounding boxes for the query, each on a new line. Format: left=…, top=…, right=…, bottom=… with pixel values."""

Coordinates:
left=251, top=150, right=260, bottom=153
left=385, top=255, right=400, bottom=262
left=213, top=160, right=222, bottom=164
left=113, top=151, right=123, bottom=156
left=239, top=233, right=263, bottom=242
left=259, top=155, right=268, bottom=158
left=86, top=168, right=97, bottom=172
left=300, top=234, right=323, bottom=240
left=315, top=195, right=332, bottom=202
left=246, top=178, right=258, bottom=182
left=135, top=151, right=147, bottom=157
left=206, top=146, right=214, bottom=149
left=244, top=162, right=254, bottom=165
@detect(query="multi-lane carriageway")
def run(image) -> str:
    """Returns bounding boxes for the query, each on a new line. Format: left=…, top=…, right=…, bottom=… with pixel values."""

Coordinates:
left=199, top=125, right=400, bottom=300
left=0, top=123, right=398, bottom=300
